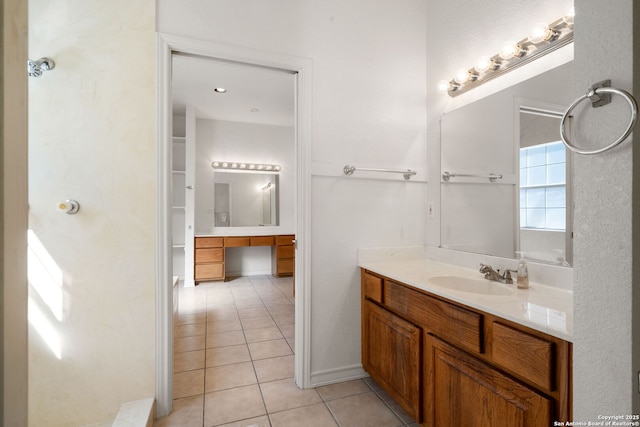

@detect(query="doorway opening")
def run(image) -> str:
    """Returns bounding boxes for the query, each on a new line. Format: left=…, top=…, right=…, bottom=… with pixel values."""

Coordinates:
left=156, top=34, right=312, bottom=417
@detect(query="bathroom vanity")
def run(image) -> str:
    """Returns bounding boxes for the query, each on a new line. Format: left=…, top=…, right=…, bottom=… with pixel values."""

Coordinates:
left=359, top=259, right=572, bottom=426
left=195, top=234, right=295, bottom=282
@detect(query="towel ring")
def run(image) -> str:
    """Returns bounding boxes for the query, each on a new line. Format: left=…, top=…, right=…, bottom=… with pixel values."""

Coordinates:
left=560, top=86, right=638, bottom=155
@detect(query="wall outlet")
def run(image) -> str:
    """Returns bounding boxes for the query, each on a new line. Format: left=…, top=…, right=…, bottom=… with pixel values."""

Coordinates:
left=427, top=201, right=435, bottom=218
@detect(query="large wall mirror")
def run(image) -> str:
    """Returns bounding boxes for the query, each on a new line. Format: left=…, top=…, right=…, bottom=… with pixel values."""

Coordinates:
left=440, top=61, right=574, bottom=266
left=213, top=172, right=279, bottom=227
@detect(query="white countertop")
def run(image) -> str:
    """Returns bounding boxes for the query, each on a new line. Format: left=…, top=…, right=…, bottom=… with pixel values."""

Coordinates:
left=358, top=257, right=573, bottom=342
left=195, top=228, right=295, bottom=237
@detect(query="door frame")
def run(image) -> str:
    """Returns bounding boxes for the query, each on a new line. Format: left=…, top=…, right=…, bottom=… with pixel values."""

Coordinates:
left=155, top=33, right=312, bottom=417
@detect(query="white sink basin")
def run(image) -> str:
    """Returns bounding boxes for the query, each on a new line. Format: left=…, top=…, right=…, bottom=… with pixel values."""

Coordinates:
left=428, top=275, right=514, bottom=296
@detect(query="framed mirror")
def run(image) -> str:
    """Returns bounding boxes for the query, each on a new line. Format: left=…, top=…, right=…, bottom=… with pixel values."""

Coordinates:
left=213, top=172, right=279, bottom=227
left=440, top=61, right=574, bottom=266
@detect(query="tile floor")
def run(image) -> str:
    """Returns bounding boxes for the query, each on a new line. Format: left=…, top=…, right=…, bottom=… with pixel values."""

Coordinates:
left=154, top=275, right=419, bottom=427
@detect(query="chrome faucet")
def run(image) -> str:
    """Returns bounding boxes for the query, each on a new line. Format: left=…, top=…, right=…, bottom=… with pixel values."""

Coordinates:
left=479, top=263, right=514, bottom=284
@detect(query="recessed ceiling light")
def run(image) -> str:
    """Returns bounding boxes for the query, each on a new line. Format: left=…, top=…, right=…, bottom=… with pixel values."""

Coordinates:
left=214, top=87, right=227, bottom=93
left=250, top=108, right=259, bottom=112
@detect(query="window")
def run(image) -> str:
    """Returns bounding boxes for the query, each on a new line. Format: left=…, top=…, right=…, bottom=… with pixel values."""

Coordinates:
left=519, top=141, right=566, bottom=230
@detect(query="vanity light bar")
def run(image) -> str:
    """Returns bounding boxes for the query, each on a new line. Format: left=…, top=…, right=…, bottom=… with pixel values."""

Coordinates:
left=211, top=161, right=281, bottom=173
left=440, top=11, right=574, bottom=97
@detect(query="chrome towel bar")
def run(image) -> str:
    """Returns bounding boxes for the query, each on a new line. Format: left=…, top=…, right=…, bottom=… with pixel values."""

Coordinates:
left=343, top=165, right=417, bottom=180
left=442, top=171, right=503, bottom=182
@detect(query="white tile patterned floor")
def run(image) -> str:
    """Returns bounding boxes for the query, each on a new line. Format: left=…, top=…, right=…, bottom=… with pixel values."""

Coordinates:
left=154, top=275, right=419, bottom=427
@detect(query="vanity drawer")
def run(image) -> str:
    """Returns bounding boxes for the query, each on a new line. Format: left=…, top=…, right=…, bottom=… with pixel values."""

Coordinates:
left=491, top=322, right=555, bottom=391
left=195, top=263, right=224, bottom=280
left=276, top=244, right=294, bottom=259
left=276, top=235, right=295, bottom=245
left=195, top=248, right=223, bottom=263
left=276, top=258, right=294, bottom=275
left=195, top=237, right=223, bottom=248
left=384, top=281, right=482, bottom=354
left=251, top=236, right=275, bottom=246
left=362, top=271, right=383, bottom=303
left=225, top=236, right=251, bottom=247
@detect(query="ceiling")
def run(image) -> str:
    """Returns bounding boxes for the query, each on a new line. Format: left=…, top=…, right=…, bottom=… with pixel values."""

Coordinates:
left=172, top=54, right=295, bottom=127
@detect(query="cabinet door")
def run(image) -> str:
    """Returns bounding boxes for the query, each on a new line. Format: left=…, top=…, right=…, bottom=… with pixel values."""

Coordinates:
left=425, top=335, right=552, bottom=427
left=362, top=300, right=421, bottom=421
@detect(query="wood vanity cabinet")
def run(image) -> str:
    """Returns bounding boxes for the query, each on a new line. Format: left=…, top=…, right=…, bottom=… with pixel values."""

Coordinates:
left=272, top=234, right=295, bottom=277
left=362, top=299, right=421, bottom=421
left=194, top=235, right=295, bottom=283
left=194, top=237, right=224, bottom=281
left=426, top=335, right=552, bottom=426
left=361, top=269, right=572, bottom=426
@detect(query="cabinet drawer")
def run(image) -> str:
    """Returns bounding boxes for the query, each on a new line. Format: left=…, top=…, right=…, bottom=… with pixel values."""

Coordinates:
left=276, top=244, right=294, bottom=259
left=225, top=236, right=251, bottom=247
left=276, top=235, right=295, bottom=245
left=385, top=281, right=481, bottom=353
left=195, top=248, right=224, bottom=263
left=251, top=236, right=275, bottom=246
left=492, top=322, right=555, bottom=391
left=363, top=271, right=383, bottom=303
left=195, top=237, right=223, bottom=248
left=276, top=258, right=294, bottom=275
left=195, top=263, right=224, bottom=280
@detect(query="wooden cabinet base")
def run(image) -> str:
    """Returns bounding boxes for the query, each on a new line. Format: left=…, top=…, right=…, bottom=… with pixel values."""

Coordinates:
left=425, top=335, right=552, bottom=427
left=195, top=235, right=295, bottom=283
left=361, top=269, right=571, bottom=426
left=362, top=300, right=421, bottom=421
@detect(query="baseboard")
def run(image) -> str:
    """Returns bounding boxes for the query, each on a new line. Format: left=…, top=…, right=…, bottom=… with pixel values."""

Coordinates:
left=309, top=364, right=368, bottom=388
left=226, top=269, right=273, bottom=277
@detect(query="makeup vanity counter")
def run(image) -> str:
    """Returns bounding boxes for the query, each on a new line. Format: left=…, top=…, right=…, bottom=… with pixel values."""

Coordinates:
left=358, top=254, right=572, bottom=425
left=195, top=234, right=295, bottom=282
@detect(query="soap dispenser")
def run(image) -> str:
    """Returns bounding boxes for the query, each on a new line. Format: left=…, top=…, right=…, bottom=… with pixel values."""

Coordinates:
left=515, top=252, right=529, bottom=289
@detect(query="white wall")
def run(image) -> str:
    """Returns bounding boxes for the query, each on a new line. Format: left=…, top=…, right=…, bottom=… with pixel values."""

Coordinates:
left=572, top=0, right=639, bottom=418
left=195, top=119, right=295, bottom=234
left=28, top=1, right=156, bottom=425
left=2, top=0, right=29, bottom=425
left=158, top=0, right=427, bottom=382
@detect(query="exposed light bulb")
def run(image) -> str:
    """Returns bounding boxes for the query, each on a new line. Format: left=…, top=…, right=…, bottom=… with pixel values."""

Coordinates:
left=499, top=42, right=526, bottom=60
left=453, top=69, right=470, bottom=84
left=222, top=162, right=229, bottom=168
left=274, top=165, right=281, bottom=171
left=249, top=164, right=256, bottom=169
left=474, top=57, right=491, bottom=73
left=437, top=80, right=450, bottom=91
left=528, top=23, right=558, bottom=44
left=474, top=56, right=500, bottom=73
left=212, top=161, right=220, bottom=168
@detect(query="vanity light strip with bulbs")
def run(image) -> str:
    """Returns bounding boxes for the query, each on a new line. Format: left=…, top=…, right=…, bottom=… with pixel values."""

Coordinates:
left=439, top=8, right=575, bottom=97
left=211, top=161, right=281, bottom=173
